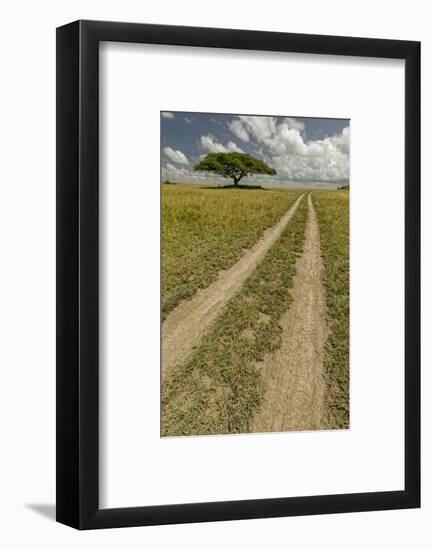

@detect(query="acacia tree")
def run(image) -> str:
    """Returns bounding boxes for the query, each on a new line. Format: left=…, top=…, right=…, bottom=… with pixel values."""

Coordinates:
left=193, top=152, right=276, bottom=186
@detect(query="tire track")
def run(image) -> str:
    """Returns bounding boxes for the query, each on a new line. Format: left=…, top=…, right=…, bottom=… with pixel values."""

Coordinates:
left=252, top=193, right=329, bottom=433
left=162, top=193, right=305, bottom=375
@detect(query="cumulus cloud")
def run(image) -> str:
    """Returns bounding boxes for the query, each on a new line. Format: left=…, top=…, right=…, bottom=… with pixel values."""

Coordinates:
left=163, top=146, right=189, bottom=165
left=200, top=134, right=244, bottom=154
left=162, top=113, right=349, bottom=186
left=269, top=124, right=350, bottom=182
left=328, top=126, right=350, bottom=155
left=162, top=163, right=190, bottom=179
left=165, top=162, right=184, bottom=174
left=162, top=162, right=226, bottom=184
left=285, top=117, right=305, bottom=132
left=226, top=141, right=244, bottom=153
left=239, top=116, right=277, bottom=141
left=231, top=116, right=349, bottom=183
left=161, top=112, right=175, bottom=118
left=228, top=119, right=250, bottom=142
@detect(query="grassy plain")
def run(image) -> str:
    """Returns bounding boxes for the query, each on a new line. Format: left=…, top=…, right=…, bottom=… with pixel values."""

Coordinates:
left=162, top=194, right=308, bottom=437
left=161, top=184, right=304, bottom=320
left=313, top=190, right=350, bottom=428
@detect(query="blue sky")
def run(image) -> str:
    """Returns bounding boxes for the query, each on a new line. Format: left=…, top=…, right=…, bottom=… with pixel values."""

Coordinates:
left=161, top=111, right=350, bottom=188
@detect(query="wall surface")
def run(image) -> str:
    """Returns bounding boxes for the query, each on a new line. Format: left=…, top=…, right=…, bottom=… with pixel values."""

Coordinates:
left=0, top=1, right=427, bottom=548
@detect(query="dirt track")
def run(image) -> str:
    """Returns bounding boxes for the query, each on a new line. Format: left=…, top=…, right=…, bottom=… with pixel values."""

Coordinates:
left=162, top=193, right=305, bottom=375
left=252, top=193, right=329, bottom=433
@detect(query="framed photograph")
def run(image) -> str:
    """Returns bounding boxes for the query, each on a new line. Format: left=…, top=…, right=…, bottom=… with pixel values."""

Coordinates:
left=56, top=20, right=420, bottom=529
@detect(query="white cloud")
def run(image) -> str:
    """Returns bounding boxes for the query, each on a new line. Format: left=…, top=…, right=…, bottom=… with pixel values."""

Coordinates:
left=239, top=116, right=277, bottom=141
left=226, top=141, right=244, bottom=153
left=162, top=162, right=226, bottom=184
left=200, top=134, right=244, bottom=154
left=161, top=112, right=175, bottom=119
left=228, top=119, right=250, bottom=142
left=163, top=163, right=189, bottom=178
left=285, top=117, right=305, bottom=132
left=266, top=124, right=350, bottom=182
left=162, top=114, right=349, bottom=186
left=234, top=117, right=349, bottom=183
left=165, top=162, right=180, bottom=173
left=328, top=126, right=350, bottom=155
left=163, top=146, right=189, bottom=165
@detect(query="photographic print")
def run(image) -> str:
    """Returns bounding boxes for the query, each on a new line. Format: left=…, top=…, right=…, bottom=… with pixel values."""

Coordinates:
left=161, top=111, right=350, bottom=437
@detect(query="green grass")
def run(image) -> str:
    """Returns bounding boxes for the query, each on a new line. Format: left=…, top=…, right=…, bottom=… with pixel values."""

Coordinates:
left=313, top=190, right=350, bottom=429
left=162, top=195, right=308, bottom=436
left=162, top=184, right=304, bottom=320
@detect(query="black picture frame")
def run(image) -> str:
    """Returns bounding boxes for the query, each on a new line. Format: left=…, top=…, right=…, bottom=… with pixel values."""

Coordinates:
left=56, top=20, right=420, bottom=530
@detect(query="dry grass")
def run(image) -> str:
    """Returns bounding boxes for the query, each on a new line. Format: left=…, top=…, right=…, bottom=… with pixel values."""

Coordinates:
left=313, top=190, right=350, bottom=429
left=162, top=184, right=304, bottom=319
left=162, top=194, right=308, bottom=437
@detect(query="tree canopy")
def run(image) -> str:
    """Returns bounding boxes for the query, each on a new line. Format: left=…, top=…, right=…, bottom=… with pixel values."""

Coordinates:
left=193, top=152, right=276, bottom=186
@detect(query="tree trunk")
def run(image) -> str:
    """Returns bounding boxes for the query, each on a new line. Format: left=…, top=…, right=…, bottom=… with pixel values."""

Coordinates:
left=233, top=177, right=239, bottom=186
